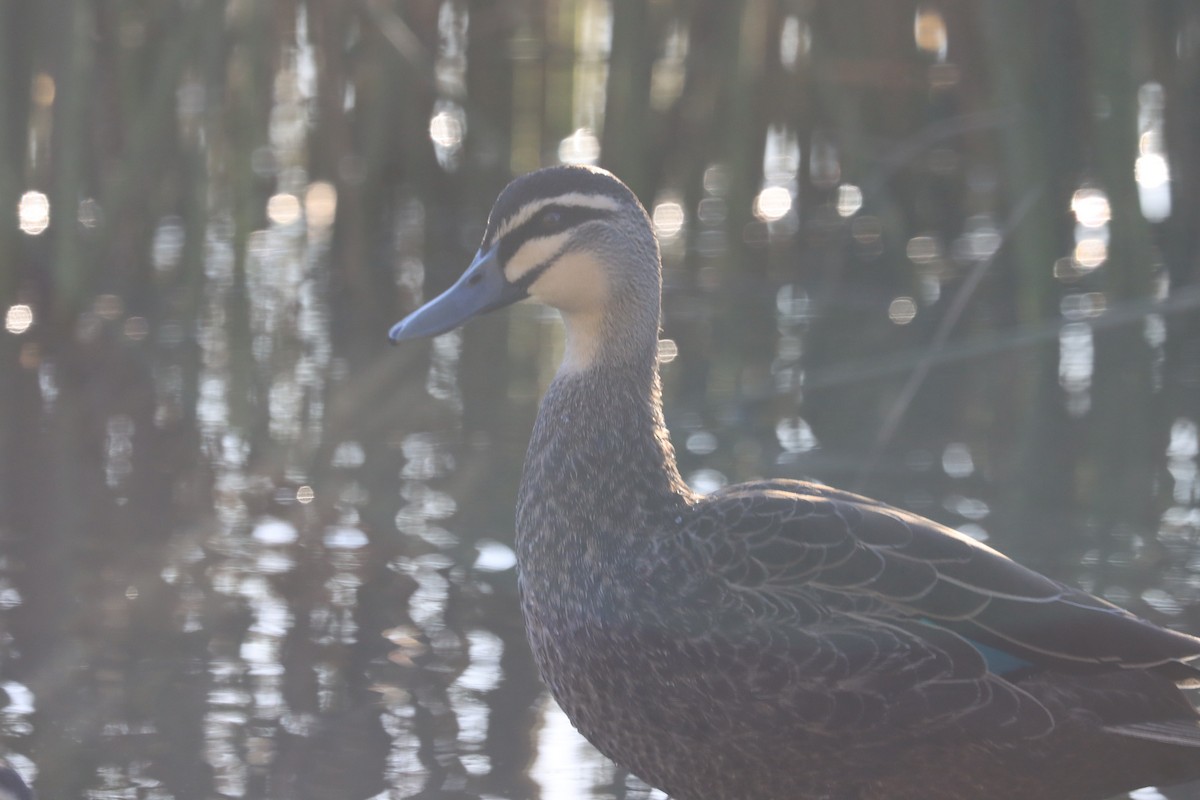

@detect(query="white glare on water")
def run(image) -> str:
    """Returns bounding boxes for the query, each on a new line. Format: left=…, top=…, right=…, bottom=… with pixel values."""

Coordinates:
left=754, top=186, right=792, bottom=222
left=32, top=73, right=55, bottom=107
left=942, top=443, right=974, bottom=478
left=888, top=297, right=917, bottom=325
left=1137, top=153, right=1172, bottom=222
left=779, top=16, right=811, bottom=69
left=914, top=7, right=948, bottom=61
left=1074, top=238, right=1107, bottom=269
left=304, top=181, right=337, bottom=230
left=652, top=201, right=685, bottom=239
left=266, top=193, right=302, bottom=226
left=1136, top=153, right=1169, bottom=188
left=1070, top=188, right=1110, bottom=228
left=5, top=305, right=33, bottom=335
left=836, top=184, right=863, bottom=217
left=532, top=698, right=598, bottom=800
left=429, top=101, right=467, bottom=169
left=906, top=235, right=940, bottom=264
left=558, top=128, right=600, bottom=166
left=18, top=191, right=49, bottom=235
left=429, top=109, right=464, bottom=149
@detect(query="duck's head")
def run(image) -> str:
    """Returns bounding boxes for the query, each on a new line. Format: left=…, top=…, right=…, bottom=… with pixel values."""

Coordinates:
left=389, top=165, right=661, bottom=371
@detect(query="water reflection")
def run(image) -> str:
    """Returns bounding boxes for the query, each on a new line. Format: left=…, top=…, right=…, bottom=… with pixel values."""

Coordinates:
left=4, top=307, right=33, bottom=336
left=16, top=193, right=49, bottom=236
left=2, top=1, right=1200, bottom=798
left=1072, top=186, right=1111, bottom=270
left=1136, top=82, right=1171, bottom=222
left=557, top=129, right=601, bottom=166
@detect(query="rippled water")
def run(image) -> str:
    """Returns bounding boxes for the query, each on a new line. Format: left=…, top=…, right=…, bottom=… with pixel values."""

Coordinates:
left=2, top=2, right=1200, bottom=798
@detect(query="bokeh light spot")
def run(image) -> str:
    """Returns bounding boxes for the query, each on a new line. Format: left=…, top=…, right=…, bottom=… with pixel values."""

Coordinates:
left=779, top=16, right=811, bottom=68
left=836, top=184, right=863, bottom=217
left=906, top=235, right=939, bottom=264
left=305, top=181, right=337, bottom=230
left=31, top=73, right=55, bottom=107
left=558, top=128, right=600, bottom=165
left=1074, top=238, right=1107, bottom=269
left=78, top=198, right=101, bottom=228
left=652, top=201, right=685, bottom=239
left=942, top=443, right=974, bottom=478
left=753, top=186, right=792, bottom=222
left=913, top=7, right=947, bottom=61
left=888, top=297, right=917, bottom=325
left=95, top=294, right=124, bottom=320
left=124, top=317, right=150, bottom=341
left=429, top=109, right=464, bottom=149
left=1136, top=154, right=1169, bottom=188
left=5, top=305, right=33, bottom=335
left=266, top=193, right=302, bottom=226
left=1071, top=188, right=1111, bottom=228
left=18, top=191, right=49, bottom=235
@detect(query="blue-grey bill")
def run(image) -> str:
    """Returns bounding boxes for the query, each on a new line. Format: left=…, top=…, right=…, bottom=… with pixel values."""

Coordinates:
left=388, top=246, right=524, bottom=342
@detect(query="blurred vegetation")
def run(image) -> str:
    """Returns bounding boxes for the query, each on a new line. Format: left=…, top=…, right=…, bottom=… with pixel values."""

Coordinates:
left=0, top=1, right=1199, bottom=798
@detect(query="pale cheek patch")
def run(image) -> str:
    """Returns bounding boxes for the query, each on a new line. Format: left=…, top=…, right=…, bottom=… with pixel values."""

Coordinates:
left=504, top=232, right=573, bottom=283
left=528, top=251, right=609, bottom=314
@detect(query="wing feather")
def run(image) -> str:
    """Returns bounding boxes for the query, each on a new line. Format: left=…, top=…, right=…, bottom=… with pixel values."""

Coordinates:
left=649, top=478, right=1200, bottom=740
left=692, top=480, right=1200, bottom=674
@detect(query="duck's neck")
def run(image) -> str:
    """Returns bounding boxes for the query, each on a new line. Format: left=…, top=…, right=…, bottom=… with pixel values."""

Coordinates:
left=516, top=325, right=693, bottom=551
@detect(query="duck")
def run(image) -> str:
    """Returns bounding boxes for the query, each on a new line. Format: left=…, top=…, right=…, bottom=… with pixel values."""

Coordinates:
left=389, top=164, right=1200, bottom=800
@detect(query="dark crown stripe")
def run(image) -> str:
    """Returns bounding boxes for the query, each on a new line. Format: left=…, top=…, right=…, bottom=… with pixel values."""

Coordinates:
left=497, top=204, right=615, bottom=265
left=484, top=165, right=640, bottom=243
left=511, top=240, right=572, bottom=293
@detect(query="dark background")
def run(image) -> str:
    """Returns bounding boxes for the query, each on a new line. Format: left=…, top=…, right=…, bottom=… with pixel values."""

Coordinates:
left=1, top=1, right=1199, bottom=798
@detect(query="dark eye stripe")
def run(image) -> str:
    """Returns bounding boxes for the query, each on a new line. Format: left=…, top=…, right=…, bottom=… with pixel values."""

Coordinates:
left=498, top=205, right=613, bottom=265
left=511, top=239, right=573, bottom=293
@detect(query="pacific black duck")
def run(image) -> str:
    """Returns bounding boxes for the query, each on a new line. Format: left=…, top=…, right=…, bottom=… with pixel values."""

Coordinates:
left=389, top=165, right=1200, bottom=800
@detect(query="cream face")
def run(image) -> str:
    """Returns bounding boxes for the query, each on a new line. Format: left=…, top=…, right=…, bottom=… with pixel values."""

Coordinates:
left=547, top=261, right=608, bottom=372
left=502, top=231, right=573, bottom=285
left=525, top=250, right=609, bottom=314
left=493, top=190, right=624, bottom=372
left=509, top=242, right=611, bottom=372
left=501, top=226, right=610, bottom=316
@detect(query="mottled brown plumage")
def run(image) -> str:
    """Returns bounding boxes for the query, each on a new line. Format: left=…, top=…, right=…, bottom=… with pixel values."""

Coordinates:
left=391, top=165, right=1200, bottom=799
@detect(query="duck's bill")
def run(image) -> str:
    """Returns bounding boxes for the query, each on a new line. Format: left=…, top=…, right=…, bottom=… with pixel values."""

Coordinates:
left=388, top=245, right=526, bottom=342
